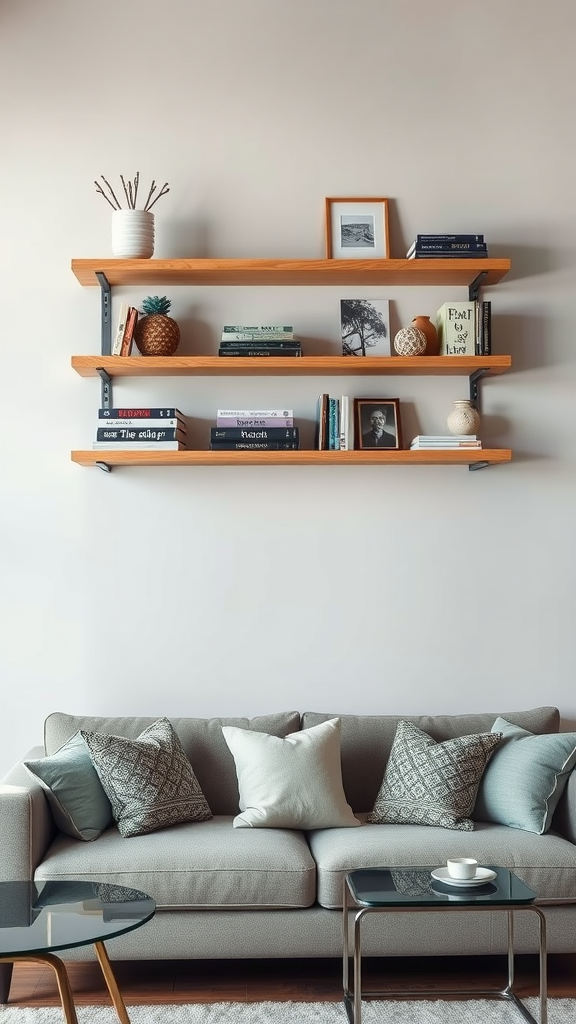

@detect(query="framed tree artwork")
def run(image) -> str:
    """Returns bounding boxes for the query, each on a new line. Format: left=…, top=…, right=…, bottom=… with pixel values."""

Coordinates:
left=340, top=298, right=390, bottom=356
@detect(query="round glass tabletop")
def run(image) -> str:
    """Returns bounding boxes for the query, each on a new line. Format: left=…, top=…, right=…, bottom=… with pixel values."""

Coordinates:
left=0, top=880, right=155, bottom=957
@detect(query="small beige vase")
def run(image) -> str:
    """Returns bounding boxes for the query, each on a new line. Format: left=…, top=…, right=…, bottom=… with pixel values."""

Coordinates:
left=447, top=399, right=481, bottom=435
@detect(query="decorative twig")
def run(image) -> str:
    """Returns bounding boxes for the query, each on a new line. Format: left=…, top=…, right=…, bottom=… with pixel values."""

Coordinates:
left=94, top=180, right=117, bottom=210
left=120, top=174, right=131, bottom=208
left=100, top=175, right=122, bottom=210
left=146, top=183, right=170, bottom=211
left=143, top=180, right=156, bottom=211
left=94, top=174, right=169, bottom=212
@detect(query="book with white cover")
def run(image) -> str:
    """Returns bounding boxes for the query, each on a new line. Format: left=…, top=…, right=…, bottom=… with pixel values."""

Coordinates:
left=436, top=301, right=477, bottom=356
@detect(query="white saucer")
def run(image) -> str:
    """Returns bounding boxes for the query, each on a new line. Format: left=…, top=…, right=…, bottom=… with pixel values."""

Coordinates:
left=430, top=866, right=497, bottom=887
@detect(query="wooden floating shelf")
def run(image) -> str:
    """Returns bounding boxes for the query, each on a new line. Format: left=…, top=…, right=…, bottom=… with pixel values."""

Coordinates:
left=71, top=257, right=511, bottom=289
left=71, top=355, right=511, bottom=379
left=71, top=449, right=512, bottom=469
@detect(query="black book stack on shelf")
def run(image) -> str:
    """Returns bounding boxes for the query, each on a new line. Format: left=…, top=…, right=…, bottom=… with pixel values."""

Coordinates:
left=406, top=234, right=488, bottom=259
left=218, top=325, right=302, bottom=357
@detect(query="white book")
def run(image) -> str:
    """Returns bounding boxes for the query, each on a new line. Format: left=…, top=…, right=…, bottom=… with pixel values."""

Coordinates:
left=436, top=301, right=477, bottom=356
left=216, top=409, right=294, bottom=418
left=339, top=396, right=350, bottom=450
left=92, top=441, right=186, bottom=450
left=111, top=303, right=130, bottom=356
left=97, top=418, right=185, bottom=430
left=411, top=435, right=477, bottom=442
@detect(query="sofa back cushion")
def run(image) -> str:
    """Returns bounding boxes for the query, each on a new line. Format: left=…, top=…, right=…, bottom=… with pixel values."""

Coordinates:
left=44, top=712, right=300, bottom=815
left=301, top=708, right=560, bottom=813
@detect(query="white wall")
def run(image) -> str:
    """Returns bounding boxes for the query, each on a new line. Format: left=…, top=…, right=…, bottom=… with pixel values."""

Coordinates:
left=1, top=0, right=575, bottom=774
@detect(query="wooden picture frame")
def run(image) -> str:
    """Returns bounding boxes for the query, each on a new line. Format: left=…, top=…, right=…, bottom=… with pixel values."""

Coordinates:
left=353, top=398, right=402, bottom=450
left=325, top=197, right=390, bottom=260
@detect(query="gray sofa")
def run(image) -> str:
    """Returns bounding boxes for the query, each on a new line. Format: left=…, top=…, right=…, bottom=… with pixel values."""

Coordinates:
left=2, top=706, right=576, bottom=971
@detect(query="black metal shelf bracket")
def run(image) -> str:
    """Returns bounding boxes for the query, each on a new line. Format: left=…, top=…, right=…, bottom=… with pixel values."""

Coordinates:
left=469, top=460, right=490, bottom=472
left=95, top=461, right=112, bottom=473
left=469, top=367, right=487, bottom=406
left=96, top=272, right=112, bottom=356
left=97, top=367, right=112, bottom=411
left=469, top=271, right=488, bottom=302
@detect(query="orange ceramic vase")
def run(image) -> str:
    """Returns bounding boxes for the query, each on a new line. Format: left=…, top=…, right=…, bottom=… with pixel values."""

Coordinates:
left=411, top=315, right=439, bottom=356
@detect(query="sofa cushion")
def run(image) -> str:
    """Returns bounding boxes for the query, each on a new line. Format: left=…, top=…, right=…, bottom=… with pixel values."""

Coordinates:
left=81, top=718, right=212, bottom=838
left=366, top=720, right=502, bottom=831
left=45, top=711, right=300, bottom=816
left=307, top=818, right=576, bottom=908
left=474, top=718, right=576, bottom=834
left=302, top=708, right=560, bottom=813
left=34, top=815, right=316, bottom=908
left=23, top=732, right=113, bottom=841
left=222, top=718, right=359, bottom=829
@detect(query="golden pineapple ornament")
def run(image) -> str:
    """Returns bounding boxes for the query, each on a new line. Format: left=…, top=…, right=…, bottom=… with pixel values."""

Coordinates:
left=135, top=296, right=180, bottom=356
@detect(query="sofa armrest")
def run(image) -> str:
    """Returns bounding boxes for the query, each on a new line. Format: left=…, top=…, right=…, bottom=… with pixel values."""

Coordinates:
left=552, top=769, right=576, bottom=845
left=0, top=748, right=56, bottom=881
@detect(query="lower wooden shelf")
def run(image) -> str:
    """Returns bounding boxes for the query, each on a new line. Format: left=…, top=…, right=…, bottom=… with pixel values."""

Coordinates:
left=71, top=449, right=512, bottom=469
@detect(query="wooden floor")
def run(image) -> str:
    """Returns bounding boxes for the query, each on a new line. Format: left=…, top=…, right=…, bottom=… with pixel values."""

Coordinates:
left=6, top=955, right=576, bottom=1007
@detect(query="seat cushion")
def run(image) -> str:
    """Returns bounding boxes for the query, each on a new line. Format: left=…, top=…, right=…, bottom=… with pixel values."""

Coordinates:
left=307, top=818, right=576, bottom=908
left=34, top=815, right=316, bottom=909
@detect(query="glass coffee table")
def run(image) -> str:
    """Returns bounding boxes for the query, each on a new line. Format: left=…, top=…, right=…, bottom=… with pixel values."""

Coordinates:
left=0, top=879, right=155, bottom=1024
left=343, top=866, right=547, bottom=1024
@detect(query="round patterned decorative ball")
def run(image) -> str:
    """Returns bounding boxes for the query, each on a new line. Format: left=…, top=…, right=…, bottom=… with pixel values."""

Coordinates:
left=393, top=326, right=427, bottom=356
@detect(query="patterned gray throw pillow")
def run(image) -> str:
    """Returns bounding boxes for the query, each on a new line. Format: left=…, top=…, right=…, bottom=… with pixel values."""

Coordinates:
left=367, top=720, right=502, bottom=831
left=82, top=717, right=212, bottom=838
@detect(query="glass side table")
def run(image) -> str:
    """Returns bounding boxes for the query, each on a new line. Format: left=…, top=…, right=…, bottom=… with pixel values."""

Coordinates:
left=0, top=879, right=155, bottom=1024
left=343, top=866, right=546, bottom=1024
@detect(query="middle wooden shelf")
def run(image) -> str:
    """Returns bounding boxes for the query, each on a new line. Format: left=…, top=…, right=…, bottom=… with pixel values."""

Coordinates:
left=71, top=354, right=511, bottom=379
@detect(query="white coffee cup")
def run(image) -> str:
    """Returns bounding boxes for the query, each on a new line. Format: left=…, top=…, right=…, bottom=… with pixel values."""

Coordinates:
left=447, top=858, right=478, bottom=880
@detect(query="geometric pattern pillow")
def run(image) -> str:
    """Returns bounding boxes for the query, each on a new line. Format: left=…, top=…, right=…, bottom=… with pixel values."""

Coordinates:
left=81, top=717, right=212, bottom=838
left=367, top=720, right=502, bottom=831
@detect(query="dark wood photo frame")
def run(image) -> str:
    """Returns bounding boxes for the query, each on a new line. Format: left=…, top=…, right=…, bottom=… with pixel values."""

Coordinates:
left=353, top=398, right=402, bottom=450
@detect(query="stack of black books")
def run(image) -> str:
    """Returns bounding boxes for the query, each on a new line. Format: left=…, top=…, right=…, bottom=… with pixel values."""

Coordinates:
left=406, top=235, right=488, bottom=259
left=209, top=426, right=300, bottom=451
left=218, top=325, right=302, bottom=357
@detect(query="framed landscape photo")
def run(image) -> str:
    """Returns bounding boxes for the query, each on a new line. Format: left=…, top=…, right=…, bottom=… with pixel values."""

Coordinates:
left=353, top=398, right=402, bottom=450
left=325, top=197, right=390, bottom=259
left=340, top=298, right=390, bottom=356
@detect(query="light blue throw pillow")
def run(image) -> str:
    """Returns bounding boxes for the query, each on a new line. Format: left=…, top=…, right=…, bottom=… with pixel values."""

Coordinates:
left=24, top=731, right=113, bottom=841
left=474, top=717, right=576, bottom=834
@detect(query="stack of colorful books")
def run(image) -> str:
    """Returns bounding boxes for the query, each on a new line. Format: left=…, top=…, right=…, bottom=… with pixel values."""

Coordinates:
left=210, top=409, right=299, bottom=450
left=406, top=235, right=488, bottom=259
left=93, top=407, right=187, bottom=450
left=218, top=326, right=302, bottom=357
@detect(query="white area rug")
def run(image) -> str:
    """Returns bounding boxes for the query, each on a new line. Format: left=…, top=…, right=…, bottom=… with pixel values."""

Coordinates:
left=0, top=1000, right=574, bottom=1023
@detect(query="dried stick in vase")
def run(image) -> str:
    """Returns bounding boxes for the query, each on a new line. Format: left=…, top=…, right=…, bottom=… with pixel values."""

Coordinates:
left=94, top=180, right=117, bottom=210
left=146, top=183, right=170, bottom=211
left=100, top=175, right=122, bottom=211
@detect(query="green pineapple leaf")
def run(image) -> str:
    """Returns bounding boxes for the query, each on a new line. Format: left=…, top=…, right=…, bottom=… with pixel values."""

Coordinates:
left=141, top=295, right=171, bottom=315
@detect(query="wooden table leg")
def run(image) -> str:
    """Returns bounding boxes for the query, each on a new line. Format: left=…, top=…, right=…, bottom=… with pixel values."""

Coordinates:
left=94, top=940, right=131, bottom=1024
left=0, top=954, right=78, bottom=1024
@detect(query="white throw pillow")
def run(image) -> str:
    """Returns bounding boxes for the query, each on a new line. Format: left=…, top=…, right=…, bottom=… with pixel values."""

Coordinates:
left=222, top=717, right=359, bottom=829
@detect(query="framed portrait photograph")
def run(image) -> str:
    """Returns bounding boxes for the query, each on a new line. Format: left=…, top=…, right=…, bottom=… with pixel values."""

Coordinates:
left=353, top=398, right=402, bottom=450
left=325, top=197, right=390, bottom=260
left=340, top=298, right=390, bottom=356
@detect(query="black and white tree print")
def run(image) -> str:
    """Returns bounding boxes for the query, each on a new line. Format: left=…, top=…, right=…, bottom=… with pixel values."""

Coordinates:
left=341, top=299, right=389, bottom=356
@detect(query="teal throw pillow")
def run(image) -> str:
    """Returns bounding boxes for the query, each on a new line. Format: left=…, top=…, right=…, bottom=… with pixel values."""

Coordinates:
left=24, top=731, right=113, bottom=841
left=474, top=717, right=576, bottom=834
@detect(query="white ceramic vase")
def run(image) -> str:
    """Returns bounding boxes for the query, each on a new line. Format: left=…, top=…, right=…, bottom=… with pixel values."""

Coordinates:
left=111, top=210, right=154, bottom=259
left=447, top=399, right=481, bottom=435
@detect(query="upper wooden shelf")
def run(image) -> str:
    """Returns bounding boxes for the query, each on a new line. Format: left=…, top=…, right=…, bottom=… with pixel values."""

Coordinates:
left=71, top=355, right=511, bottom=379
left=71, top=258, right=511, bottom=288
